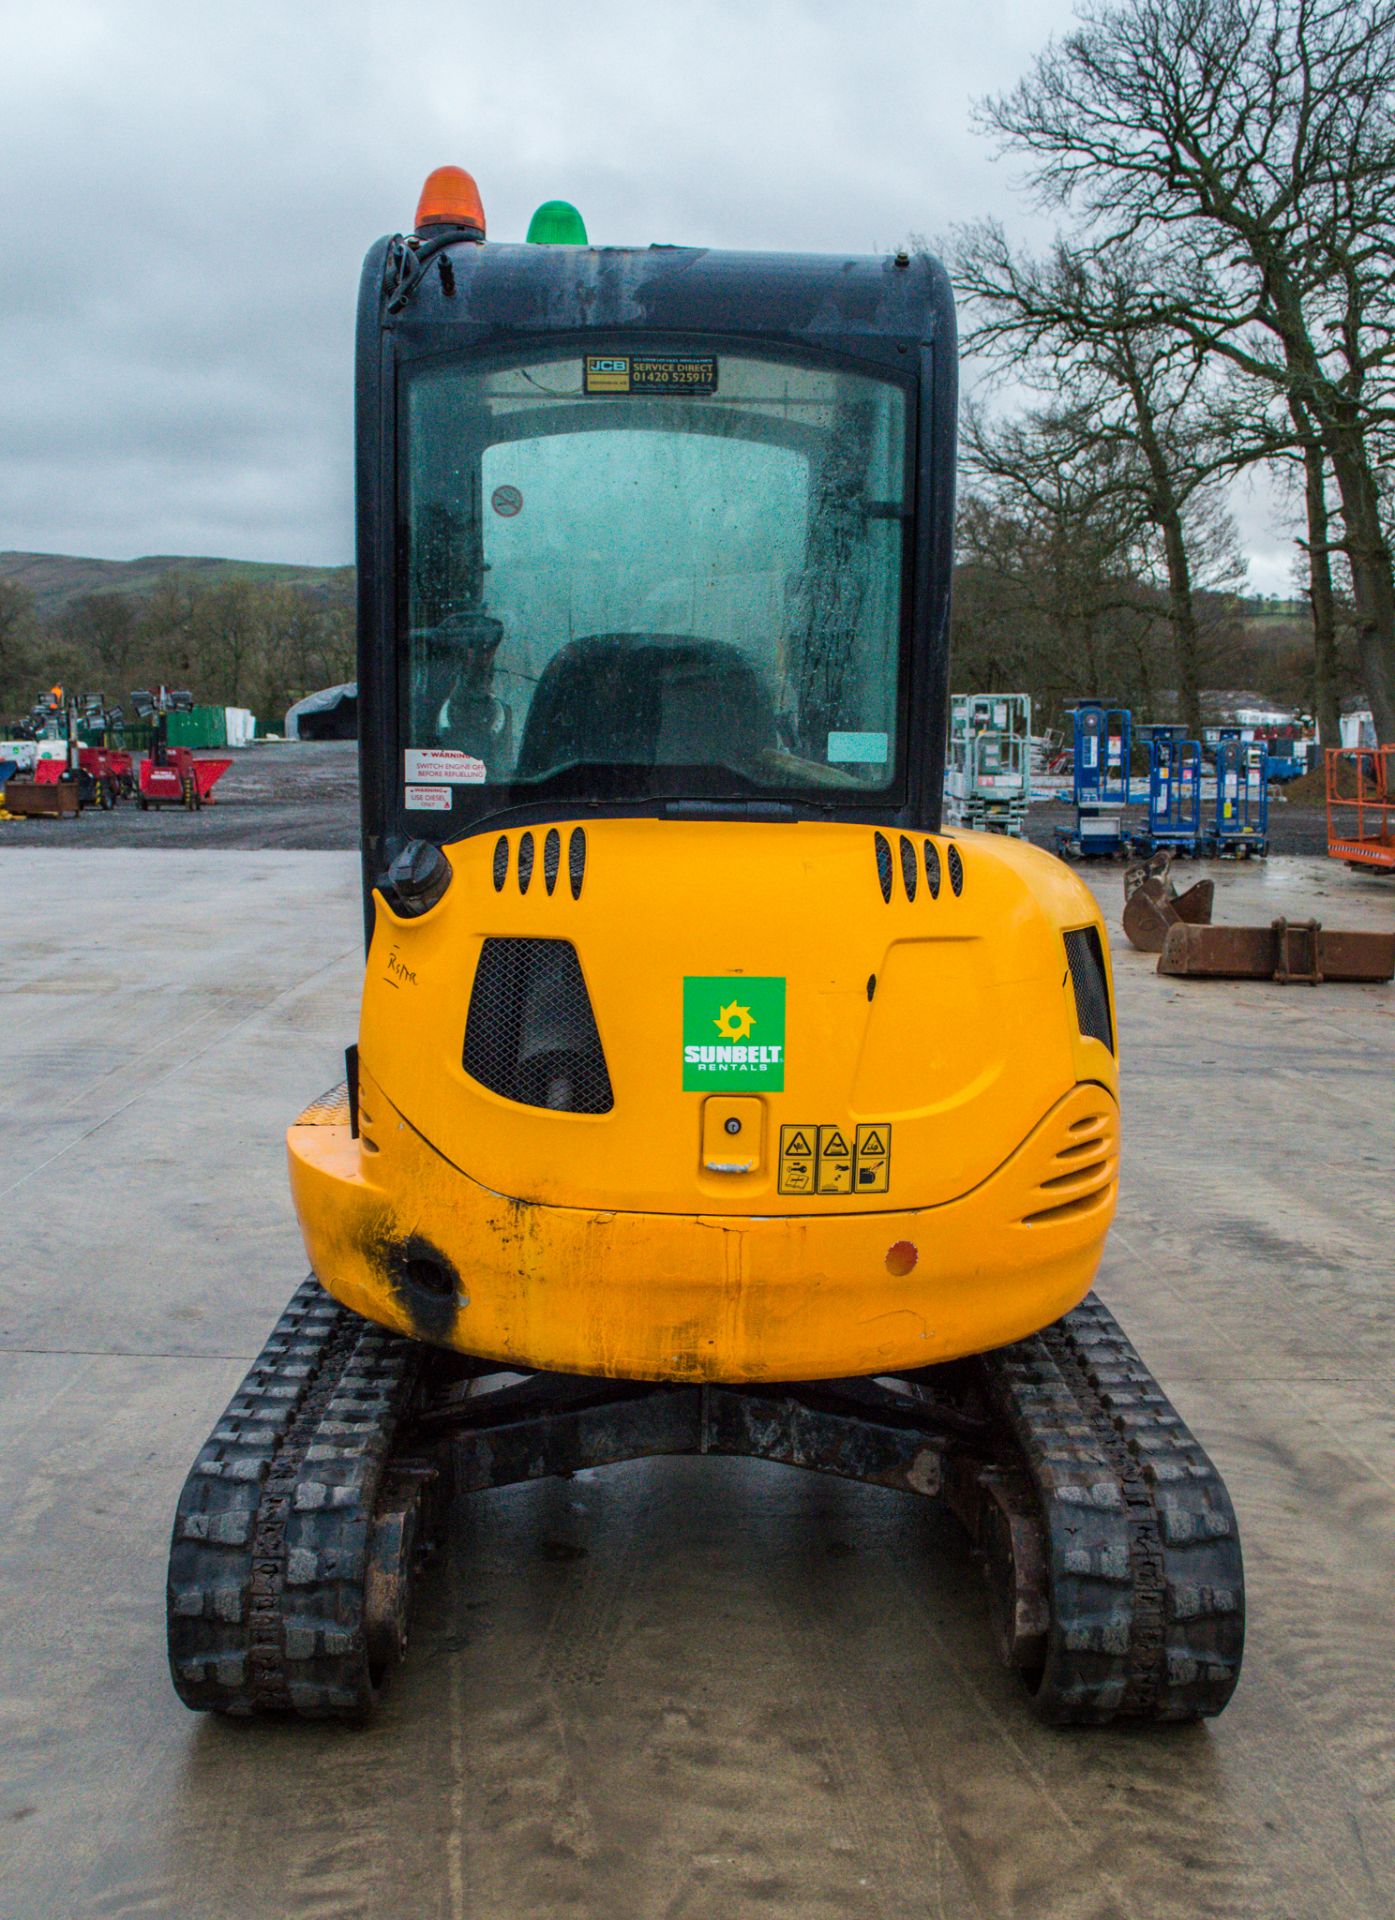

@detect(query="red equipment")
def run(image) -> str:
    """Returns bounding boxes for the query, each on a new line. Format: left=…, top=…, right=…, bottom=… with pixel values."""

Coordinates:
left=137, top=746, right=231, bottom=810
left=76, top=745, right=135, bottom=807
left=1326, top=745, right=1395, bottom=872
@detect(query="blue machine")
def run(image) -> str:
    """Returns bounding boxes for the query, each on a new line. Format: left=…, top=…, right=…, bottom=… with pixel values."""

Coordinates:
left=1213, top=732, right=1269, bottom=855
left=1056, top=703, right=1133, bottom=858
left=1142, top=726, right=1204, bottom=854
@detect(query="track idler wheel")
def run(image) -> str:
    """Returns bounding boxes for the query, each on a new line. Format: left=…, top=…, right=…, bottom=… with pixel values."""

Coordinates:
left=976, top=1469, right=1049, bottom=1679
left=166, top=1279, right=435, bottom=1720
left=363, top=1462, right=439, bottom=1686
left=974, top=1295, right=1245, bottom=1726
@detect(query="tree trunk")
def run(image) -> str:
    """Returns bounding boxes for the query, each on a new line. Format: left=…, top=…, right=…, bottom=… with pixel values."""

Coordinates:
left=1124, top=360, right=1203, bottom=737
left=1154, top=503, right=1204, bottom=737
left=1292, top=401, right=1340, bottom=748
left=1323, top=421, right=1395, bottom=746
left=1281, top=309, right=1395, bottom=744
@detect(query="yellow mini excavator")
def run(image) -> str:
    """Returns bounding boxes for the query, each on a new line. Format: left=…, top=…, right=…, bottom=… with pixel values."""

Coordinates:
left=166, top=169, right=1243, bottom=1724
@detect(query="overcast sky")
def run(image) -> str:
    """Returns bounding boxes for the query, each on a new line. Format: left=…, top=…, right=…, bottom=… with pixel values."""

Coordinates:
left=0, top=0, right=1294, bottom=589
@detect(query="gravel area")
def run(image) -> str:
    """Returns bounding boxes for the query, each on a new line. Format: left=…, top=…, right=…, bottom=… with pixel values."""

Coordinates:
left=0, top=739, right=1335, bottom=855
left=1026, top=793, right=1333, bottom=858
left=0, top=739, right=360, bottom=849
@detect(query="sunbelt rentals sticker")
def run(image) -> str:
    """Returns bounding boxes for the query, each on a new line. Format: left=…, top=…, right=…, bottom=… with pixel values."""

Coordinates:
left=683, top=976, right=785, bottom=1091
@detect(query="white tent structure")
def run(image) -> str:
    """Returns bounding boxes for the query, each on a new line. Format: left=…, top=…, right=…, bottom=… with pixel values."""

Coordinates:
left=285, top=683, right=357, bottom=740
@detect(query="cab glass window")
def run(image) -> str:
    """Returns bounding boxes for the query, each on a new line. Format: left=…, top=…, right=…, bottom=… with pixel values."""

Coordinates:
left=402, top=348, right=910, bottom=801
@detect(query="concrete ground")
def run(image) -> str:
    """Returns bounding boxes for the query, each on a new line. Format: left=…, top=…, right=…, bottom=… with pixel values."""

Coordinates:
left=1, top=849, right=1393, bottom=1920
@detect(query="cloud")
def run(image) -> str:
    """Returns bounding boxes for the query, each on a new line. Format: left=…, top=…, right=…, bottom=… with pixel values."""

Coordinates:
left=0, top=0, right=1296, bottom=589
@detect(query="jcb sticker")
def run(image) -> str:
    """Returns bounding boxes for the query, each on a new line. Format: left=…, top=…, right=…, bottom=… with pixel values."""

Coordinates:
left=584, top=353, right=719, bottom=396
left=584, top=356, right=632, bottom=393
left=779, top=1122, right=891, bottom=1196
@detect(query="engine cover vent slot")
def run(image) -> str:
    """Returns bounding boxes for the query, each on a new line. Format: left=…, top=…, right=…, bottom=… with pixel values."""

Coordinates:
left=1017, top=1099, right=1118, bottom=1225
left=517, top=831, right=535, bottom=894
left=947, top=843, right=964, bottom=895
left=924, top=840, right=941, bottom=899
left=873, top=832, right=893, bottom=902
left=1021, top=1188, right=1112, bottom=1227
left=899, top=835, right=918, bottom=901
left=491, top=835, right=509, bottom=892
left=543, top=827, right=561, bottom=895
left=1064, top=926, right=1114, bottom=1052
left=568, top=827, right=587, bottom=899
left=463, top=938, right=614, bottom=1114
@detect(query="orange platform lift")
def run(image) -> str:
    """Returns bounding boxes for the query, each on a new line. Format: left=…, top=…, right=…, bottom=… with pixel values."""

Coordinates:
left=1327, top=745, right=1395, bottom=872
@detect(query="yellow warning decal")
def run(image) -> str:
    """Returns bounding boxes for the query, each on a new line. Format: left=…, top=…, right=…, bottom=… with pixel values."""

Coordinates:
left=854, top=1123, right=891, bottom=1193
left=778, top=1125, right=816, bottom=1194
left=816, top=1125, right=853, bottom=1193
left=778, top=1122, right=891, bottom=1196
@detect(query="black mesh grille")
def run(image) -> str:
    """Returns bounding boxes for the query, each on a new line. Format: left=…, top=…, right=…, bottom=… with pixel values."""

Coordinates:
left=924, top=840, right=941, bottom=899
left=463, top=938, right=614, bottom=1113
left=568, top=827, right=587, bottom=899
left=492, top=835, right=508, bottom=892
left=543, top=827, right=561, bottom=895
left=947, top=843, right=964, bottom=895
left=899, top=835, right=918, bottom=901
left=1064, top=927, right=1114, bottom=1052
left=517, top=831, right=535, bottom=894
left=873, top=832, right=893, bottom=902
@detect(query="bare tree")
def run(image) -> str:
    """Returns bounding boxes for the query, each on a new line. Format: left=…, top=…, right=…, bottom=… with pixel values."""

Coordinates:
left=191, top=582, right=259, bottom=707
left=1194, top=364, right=1346, bottom=742
left=958, top=402, right=1172, bottom=721
left=983, top=0, right=1395, bottom=743
left=62, top=593, right=140, bottom=695
left=0, top=567, right=360, bottom=732
left=1292, top=396, right=1343, bottom=745
left=952, top=229, right=1246, bottom=734
left=245, top=586, right=355, bottom=725
left=138, top=575, right=201, bottom=682
left=0, top=582, right=39, bottom=715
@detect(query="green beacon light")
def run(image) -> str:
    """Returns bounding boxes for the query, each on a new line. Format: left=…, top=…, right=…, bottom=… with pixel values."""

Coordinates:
left=526, top=199, right=588, bottom=244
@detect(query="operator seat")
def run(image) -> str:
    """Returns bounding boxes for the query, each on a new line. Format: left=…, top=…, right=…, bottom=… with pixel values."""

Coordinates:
left=514, top=633, right=777, bottom=781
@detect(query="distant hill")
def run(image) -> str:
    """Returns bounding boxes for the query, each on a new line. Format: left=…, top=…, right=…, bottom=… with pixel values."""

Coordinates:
left=0, top=551, right=354, bottom=622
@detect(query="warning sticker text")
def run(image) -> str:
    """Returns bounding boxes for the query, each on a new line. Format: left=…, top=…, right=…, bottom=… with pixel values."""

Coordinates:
left=778, top=1121, right=891, bottom=1196
left=404, top=784, right=452, bottom=811
left=404, top=748, right=487, bottom=785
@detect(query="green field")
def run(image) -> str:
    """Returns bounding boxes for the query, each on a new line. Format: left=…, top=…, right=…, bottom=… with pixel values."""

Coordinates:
left=0, top=550, right=353, bottom=622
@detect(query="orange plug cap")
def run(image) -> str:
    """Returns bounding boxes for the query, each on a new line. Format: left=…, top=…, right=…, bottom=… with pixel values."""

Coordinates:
left=414, top=166, right=486, bottom=236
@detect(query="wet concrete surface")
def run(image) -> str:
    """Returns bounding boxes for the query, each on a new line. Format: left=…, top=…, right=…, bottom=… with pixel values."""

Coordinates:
left=1, top=849, right=1393, bottom=1920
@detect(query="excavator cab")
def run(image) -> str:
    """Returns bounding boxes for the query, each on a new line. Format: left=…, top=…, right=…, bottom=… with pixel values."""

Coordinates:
left=166, top=172, right=1244, bottom=1728
left=356, top=207, right=950, bottom=882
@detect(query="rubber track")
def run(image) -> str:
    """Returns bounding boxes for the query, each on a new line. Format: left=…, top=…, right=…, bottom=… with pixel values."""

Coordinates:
left=167, top=1278, right=425, bottom=1717
left=979, top=1292, right=1244, bottom=1724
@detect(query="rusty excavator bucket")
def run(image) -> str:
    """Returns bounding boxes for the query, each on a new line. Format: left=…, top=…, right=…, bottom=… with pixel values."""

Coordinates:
left=1123, top=852, right=1394, bottom=982
left=1122, top=852, right=1215, bottom=954
left=1157, top=917, right=1395, bottom=984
